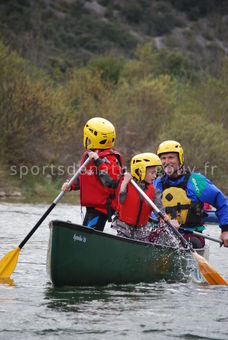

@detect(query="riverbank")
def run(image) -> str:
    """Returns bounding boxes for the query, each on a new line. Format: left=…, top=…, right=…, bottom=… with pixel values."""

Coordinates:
left=1, top=162, right=227, bottom=204
left=0, top=191, right=80, bottom=205
left=0, top=163, right=79, bottom=204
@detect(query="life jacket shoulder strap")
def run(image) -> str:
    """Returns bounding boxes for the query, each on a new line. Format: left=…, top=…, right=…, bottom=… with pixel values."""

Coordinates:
left=81, top=149, right=123, bottom=167
left=161, top=170, right=191, bottom=191
left=99, top=149, right=123, bottom=167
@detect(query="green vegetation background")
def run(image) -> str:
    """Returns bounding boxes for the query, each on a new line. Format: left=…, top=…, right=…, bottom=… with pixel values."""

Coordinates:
left=0, top=0, right=228, bottom=202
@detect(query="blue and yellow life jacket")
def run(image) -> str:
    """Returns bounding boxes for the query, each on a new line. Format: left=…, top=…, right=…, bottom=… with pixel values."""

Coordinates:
left=161, top=172, right=204, bottom=227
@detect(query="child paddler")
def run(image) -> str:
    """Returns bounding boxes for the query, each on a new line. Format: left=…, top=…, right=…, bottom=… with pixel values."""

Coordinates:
left=112, top=153, right=179, bottom=241
left=62, top=117, right=123, bottom=231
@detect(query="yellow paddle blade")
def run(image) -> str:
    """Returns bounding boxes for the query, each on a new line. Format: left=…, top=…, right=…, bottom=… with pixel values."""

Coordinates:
left=0, top=247, right=20, bottom=278
left=0, top=277, right=15, bottom=286
left=194, top=251, right=227, bottom=285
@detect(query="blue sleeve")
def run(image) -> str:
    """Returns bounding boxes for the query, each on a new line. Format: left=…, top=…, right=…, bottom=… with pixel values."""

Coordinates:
left=153, top=177, right=163, bottom=194
left=151, top=177, right=163, bottom=220
left=200, top=183, right=228, bottom=228
left=187, top=173, right=228, bottom=228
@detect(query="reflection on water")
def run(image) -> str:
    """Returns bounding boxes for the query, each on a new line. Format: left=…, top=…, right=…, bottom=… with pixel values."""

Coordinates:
left=45, top=283, right=167, bottom=307
left=42, top=281, right=228, bottom=339
left=44, top=283, right=169, bottom=320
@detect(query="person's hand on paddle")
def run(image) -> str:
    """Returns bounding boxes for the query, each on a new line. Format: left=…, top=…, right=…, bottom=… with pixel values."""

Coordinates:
left=170, top=219, right=180, bottom=229
left=62, top=152, right=99, bottom=193
left=160, top=214, right=180, bottom=229
left=220, top=231, right=228, bottom=247
left=61, top=180, right=71, bottom=192
left=123, top=172, right=132, bottom=183
left=88, top=151, right=99, bottom=161
left=119, top=172, right=132, bottom=194
left=62, top=153, right=98, bottom=193
left=122, top=172, right=132, bottom=186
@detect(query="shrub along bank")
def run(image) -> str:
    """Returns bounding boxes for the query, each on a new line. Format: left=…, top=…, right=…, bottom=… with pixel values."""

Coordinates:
left=0, top=40, right=228, bottom=201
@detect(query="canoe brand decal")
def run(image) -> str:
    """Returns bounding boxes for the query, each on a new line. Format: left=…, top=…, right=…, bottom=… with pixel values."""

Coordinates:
left=73, top=233, right=87, bottom=243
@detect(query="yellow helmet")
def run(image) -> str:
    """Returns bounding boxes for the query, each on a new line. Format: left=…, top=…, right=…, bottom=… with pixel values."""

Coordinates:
left=131, top=153, right=161, bottom=181
left=84, top=117, right=116, bottom=150
left=157, top=140, right=184, bottom=165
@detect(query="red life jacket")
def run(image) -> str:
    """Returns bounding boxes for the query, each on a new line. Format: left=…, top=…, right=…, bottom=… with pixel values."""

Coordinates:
left=118, top=181, right=154, bottom=226
left=79, top=149, right=123, bottom=215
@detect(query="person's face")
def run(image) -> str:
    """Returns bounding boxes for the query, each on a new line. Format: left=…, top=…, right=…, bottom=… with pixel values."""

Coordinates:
left=160, top=153, right=180, bottom=177
left=144, top=166, right=158, bottom=183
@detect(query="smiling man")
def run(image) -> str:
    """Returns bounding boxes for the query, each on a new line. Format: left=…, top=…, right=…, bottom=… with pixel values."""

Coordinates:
left=153, top=140, right=228, bottom=248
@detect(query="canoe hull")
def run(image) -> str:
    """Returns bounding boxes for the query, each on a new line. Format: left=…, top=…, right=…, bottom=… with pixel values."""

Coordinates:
left=47, top=220, right=196, bottom=286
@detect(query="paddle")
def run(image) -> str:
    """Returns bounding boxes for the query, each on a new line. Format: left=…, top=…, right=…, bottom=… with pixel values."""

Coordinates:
left=130, top=179, right=227, bottom=285
left=0, top=158, right=90, bottom=278
left=180, top=227, right=223, bottom=245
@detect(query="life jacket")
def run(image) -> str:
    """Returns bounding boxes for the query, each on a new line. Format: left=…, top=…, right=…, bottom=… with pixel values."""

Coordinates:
left=80, top=149, right=123, bottom=218
left=161, top=172, right=204, bottom=227
left=118, top=181, right=154, bottom=227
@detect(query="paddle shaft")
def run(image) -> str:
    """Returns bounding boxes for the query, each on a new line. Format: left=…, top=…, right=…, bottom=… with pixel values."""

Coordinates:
left=180, top=227, right=223, bottom=245
left=19, top=158, right=90, bottom=249
left=130, top=179, right=191, bottom=250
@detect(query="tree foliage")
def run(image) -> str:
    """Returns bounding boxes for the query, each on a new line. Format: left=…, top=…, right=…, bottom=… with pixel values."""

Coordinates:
left=0, top=40, right=72, bottom=166
left=0, top=39, right=227, bottom=193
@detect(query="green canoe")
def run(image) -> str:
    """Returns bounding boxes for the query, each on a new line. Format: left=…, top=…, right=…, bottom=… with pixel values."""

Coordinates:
left=47, top=220, right=199, bottom=286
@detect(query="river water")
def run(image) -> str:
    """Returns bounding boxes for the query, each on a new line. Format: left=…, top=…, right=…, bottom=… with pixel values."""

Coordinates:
left=0, top=202, right=228, bottom=340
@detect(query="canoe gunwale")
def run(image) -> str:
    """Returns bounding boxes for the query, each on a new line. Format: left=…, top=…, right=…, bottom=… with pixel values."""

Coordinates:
left=49, top=219, right=191, bottom=254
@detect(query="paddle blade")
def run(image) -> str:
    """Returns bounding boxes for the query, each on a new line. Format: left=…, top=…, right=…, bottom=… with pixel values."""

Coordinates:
left=0, top=277, right=15, bottom=286
left=0, top=247, right=20, bottom=278
left=193, top=251, right=227, bottom=285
